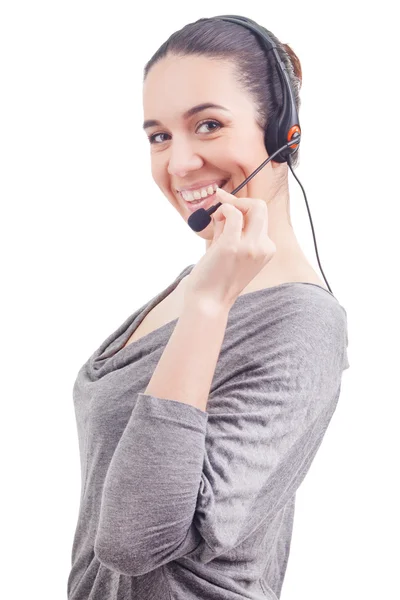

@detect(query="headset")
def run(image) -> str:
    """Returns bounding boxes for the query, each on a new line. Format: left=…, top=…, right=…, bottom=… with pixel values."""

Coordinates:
left=187, top=14, right=333, bottom=295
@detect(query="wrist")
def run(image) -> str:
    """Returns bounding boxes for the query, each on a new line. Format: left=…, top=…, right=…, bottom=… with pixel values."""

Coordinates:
left=183, top=294, right=233, bottom=320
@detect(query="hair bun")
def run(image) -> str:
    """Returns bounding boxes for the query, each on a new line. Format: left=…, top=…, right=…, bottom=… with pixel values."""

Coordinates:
left=282, top=43, right=302, bottom=86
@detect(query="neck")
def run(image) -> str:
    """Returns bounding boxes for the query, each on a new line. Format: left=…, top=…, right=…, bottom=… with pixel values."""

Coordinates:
left=205, top=180, right=308, bottom=285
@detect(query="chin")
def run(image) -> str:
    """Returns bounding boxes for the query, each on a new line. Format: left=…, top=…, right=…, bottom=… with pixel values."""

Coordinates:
left=194, top=225, right=214, bottom=241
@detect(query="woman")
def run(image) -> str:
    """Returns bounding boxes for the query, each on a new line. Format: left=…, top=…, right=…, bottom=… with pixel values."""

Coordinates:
left=68, top=15, right=350, bottom=600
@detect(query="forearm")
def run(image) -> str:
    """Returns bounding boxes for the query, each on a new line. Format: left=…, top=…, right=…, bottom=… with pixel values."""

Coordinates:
left=144, top=299, right=231, bottom=412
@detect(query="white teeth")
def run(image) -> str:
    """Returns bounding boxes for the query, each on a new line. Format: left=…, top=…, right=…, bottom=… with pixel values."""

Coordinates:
left=182, top=182, right=220, bottom=202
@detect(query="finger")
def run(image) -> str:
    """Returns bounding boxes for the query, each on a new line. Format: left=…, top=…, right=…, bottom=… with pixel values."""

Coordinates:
left=216, top=187, right=267, bottom=241
left=210, top=207, right=225, bottom=244
left=212, top=202, right=243, bottom=246
left=214, top=186, right=251, bottom=234
left=242, top=200, right=269, bottom=243
left=215, top=186, right=252, bottom=215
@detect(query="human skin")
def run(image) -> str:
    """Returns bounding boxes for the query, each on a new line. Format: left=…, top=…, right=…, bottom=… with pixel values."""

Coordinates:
left=142, top=53, right=310, bottom=290
left=141, top=53, right=310, bottom=409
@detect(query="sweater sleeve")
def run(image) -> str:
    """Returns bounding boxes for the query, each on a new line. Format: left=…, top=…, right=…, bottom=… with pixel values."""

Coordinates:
left=94, top=297, right=349, bottom=577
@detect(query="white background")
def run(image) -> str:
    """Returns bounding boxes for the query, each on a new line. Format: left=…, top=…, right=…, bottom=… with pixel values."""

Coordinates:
left=1, top=1, right=398, bottom=599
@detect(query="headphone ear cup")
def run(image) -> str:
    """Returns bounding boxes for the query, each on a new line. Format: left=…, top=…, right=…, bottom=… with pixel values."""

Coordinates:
left=265, top=121, right=288, bottom=164
left=216, top=15, right=301, bottom=165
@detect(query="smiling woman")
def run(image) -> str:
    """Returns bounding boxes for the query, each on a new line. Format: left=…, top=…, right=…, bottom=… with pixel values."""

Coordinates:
left=67, top=14, right=350, bottom=600
left=139, top=16, right=307, bottom=269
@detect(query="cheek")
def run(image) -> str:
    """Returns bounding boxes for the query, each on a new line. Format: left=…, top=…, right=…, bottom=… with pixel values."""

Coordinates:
left=150, top=158, right=166, bottom=184
left=227, top=138, right=262, bottom=166
left=150, top=161, right=158, bottom=180
left=152, top=169, right=171, bottom=195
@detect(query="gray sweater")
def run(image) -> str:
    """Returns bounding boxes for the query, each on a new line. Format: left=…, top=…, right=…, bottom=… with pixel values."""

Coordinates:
left=68, top=263, right=350, bottom=600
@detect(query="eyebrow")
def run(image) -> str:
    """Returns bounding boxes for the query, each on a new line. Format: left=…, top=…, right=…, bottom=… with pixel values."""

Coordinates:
left=142, top=103, right=231, bottom=130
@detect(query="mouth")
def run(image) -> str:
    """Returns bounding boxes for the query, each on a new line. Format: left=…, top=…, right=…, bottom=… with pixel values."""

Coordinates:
left=181, top=179, right=230, bottom=213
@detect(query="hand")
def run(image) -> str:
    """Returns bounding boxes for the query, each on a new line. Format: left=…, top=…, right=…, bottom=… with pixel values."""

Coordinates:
left=184, top=186, right=277, bottom=311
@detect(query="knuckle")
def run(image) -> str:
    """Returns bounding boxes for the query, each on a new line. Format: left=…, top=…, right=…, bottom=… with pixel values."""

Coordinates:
left=264, top=240, right=276, bottom=256
left=221, top=242, right=238, bottom=257
left=253, top=198, right=267, bottom=211
left=242, top=244, right=258, bottom=259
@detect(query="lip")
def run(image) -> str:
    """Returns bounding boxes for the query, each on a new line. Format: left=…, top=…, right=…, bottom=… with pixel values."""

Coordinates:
left=176, top=178, right=228, bottom=192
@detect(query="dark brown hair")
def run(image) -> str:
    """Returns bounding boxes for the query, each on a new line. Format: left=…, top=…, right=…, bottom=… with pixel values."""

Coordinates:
left=143, top=16, right=303, bottom=168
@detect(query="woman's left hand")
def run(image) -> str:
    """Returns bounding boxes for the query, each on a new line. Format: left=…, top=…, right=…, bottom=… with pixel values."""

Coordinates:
left=184, top=186, right=277, bottom=311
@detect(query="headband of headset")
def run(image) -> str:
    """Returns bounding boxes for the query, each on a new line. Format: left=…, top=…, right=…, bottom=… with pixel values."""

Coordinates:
left=214, top=15, right=301, bottom=163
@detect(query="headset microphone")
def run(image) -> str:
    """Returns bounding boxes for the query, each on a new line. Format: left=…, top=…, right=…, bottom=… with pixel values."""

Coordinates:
left=185, top=14, right=334, bottom=296
left=187, top=135, right=300, bottom=233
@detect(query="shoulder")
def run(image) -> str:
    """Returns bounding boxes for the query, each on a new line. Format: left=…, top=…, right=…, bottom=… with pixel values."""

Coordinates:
left=227, top=283, right=349, bottom=377
left=233, top=281, right=347, bottom=338
left=267, top=283, right=348, bottom=357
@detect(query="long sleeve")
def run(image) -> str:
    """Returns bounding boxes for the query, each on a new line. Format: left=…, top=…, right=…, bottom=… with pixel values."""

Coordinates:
left=93, top=293, right=349, bottom=577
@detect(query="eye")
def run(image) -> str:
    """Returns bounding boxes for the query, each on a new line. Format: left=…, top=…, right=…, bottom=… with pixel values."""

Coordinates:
left=196, top=119, right=221, bottom=134
left=148, top=119, right=222, bottom=145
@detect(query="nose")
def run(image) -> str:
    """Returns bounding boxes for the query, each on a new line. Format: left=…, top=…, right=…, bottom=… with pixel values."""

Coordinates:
left=167, top=138, right=204, bottom=178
